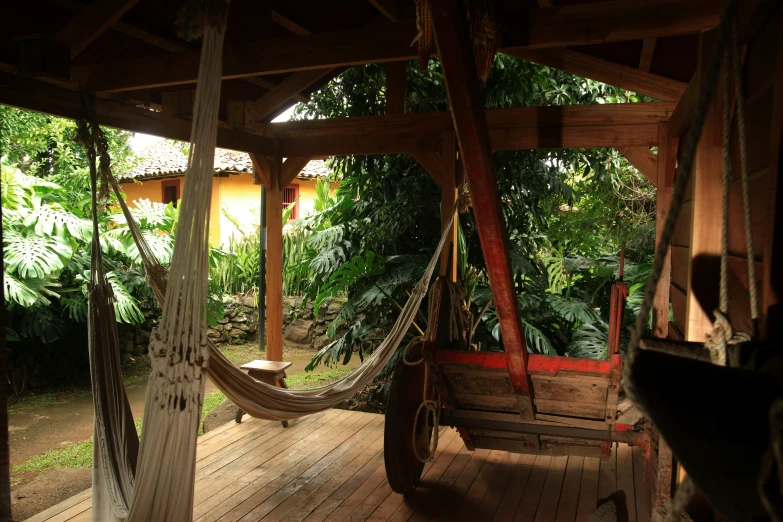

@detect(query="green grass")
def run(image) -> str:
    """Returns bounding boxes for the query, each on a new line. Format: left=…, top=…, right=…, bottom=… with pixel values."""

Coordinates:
left=7, top=388, right=92, bottom=415
left=12, top=439, right=93, bottom=475
left=198, top=391, right=228, bottom=435
left=286, top=368, right=353, bottom=390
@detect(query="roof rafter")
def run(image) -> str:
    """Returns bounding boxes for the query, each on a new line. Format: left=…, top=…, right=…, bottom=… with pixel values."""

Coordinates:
left=508, top=47, right=686, bottom=101
left=71, top=0, right=720, bottom=93
left=55, top=0, right=141, bottom=58
left=0, top=72, right=275, bottom=155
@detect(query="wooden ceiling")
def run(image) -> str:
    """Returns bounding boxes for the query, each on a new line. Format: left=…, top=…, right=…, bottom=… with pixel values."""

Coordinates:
left=0, top=0, right=723, bottom=153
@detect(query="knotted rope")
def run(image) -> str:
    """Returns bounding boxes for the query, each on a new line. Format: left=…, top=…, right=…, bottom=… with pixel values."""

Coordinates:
left=704, top=16, right=756, bottom=365
left=403, top=184, right=472, bottom=462
left=618, top=1, right=757, bottom=519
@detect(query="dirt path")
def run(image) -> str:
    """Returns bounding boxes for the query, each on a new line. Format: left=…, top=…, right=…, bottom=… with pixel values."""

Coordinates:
left=9, top=350, right=360, bottom=520
left=9, top=352, right=349, bottom=466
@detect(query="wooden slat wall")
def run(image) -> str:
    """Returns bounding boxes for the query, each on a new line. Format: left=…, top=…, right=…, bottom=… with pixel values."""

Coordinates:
left=670, top=7, right=782, bottom=340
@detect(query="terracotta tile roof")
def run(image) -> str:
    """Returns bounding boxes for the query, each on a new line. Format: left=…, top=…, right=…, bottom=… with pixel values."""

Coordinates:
left=122, top=140, right=330, bottom=181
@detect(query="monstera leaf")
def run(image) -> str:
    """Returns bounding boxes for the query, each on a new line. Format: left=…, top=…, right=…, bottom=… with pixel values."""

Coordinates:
left=3, top=274, right=59, bottom=307
left=314, top=252, right=385, bottom=315
left=546, top=294, right=600, bottom=324
left=4, top=230, right=73, bottom=279
left=24, top=201, right=91, bottom=240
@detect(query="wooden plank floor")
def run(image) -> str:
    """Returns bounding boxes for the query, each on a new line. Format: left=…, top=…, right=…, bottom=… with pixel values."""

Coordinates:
left=25, top=409, right=647, bottom=522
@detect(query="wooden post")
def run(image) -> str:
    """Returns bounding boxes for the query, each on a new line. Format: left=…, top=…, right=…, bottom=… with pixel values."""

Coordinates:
left=430, top=0, right=535, bottom=421
left=386, top=62, right=406, bottom=115
left=0, top=209, right=10, bottom=521
left=265, top=158, right=284, bottom=361
left=440, top=130, right=458, bottom=281
left=653, top=123, right=677, bottom=338
left=684, top=33, right=723, bottom=343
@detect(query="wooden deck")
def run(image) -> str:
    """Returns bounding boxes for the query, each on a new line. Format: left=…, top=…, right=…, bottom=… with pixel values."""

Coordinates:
left=26, top=409, right=650, bottom=522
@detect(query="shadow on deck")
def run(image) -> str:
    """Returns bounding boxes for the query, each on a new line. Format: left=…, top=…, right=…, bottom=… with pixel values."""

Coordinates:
left=25, top=409, right=648, bottom=522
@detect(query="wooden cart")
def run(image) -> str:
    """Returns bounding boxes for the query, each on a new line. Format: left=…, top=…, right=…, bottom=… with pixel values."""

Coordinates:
left=384, top=272, right=644, bottom=494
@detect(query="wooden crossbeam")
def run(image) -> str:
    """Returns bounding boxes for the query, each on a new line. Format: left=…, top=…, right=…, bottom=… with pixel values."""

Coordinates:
left=410, top=151, right=443, bottom=185
left=0, top=72, right=274, bottom=155
left=271, top=103, right=671, bottom=156
left=269, top=102, right=674, bottom=138
left=508, top=48, right=686, bottom=102
left=368, top=0, right=398, bottom=22
left=71, top=0, right=719, bottom=93
left=431, top=0, right=535, bottom=421
left=55, top=0, right=140, bottom=58
left=280, top=156, right=311, bottom=187
left=617, top=146, right=658, bottom=185
left=271, top=10, right=311, bottom=36
left=639, top=38, right=657, bottom=72
left=254, top=68, right=335, bottom=121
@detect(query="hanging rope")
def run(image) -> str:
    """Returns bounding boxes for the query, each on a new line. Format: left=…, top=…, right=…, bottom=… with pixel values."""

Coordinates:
left=624, top=0, right=736, bottom=412
left=618, top=1, right=760, bottom=519
left=75, top=97, right=139, bottom=521
left=704, top=20, right=754, bottom=366
left=403, top=185, right=472, bottom=462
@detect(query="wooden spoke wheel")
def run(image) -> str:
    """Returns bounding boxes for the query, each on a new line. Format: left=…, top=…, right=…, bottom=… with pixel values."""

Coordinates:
left=384, top=340, right=433, bottom=494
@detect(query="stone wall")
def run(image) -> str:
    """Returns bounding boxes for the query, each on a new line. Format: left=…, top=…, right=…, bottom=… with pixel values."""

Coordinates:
left=208, top=295, right=259, bottom=345
left=117, top=295, right=345, bottom=356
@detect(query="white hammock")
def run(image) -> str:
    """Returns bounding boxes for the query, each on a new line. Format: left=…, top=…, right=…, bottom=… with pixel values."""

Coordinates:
left=85, top=1, right=462, bottom=518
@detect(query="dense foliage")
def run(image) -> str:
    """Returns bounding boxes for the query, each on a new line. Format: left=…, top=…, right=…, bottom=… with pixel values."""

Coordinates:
left=290, top=56, right=657, bottom=368
left=0, top=108, right=224, bottom=390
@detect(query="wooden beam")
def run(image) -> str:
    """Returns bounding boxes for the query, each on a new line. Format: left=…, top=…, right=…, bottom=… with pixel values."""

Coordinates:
left=431, top=0, right=535, bottom=421
left=386, top=61, right=406, bottom=115
left=504, top=0, right=721, bottom=49
left=254, top=68, right=335, bottom=121
left=279, top=123, right=660, bottom=157
left=639, top=38, right=657, bottom=72
left=0, top=72, right=275, bottom=155
left=265, top=157, right=284, bottom=362
left=368, top=0, right=398, bottom=22
left=410, top=151, right=443, bottom=185
left=653, top=123, right=677, bottom=338
left=270, top=10, right=311, bottom=36
left=250, top=153, right=272, bottom=186
left=271, top=102, right=672, bottom=156
left=55, top=0, right=140, bottom=58
left=280, top=156, right=311, bottom=187
left=72, top=0, right=719, bottom=93
left=508, top=48, right=686, bottom=102
left=617, top=146, right=658, bottom=185
left=440, top=131, right=458, bottom=280
left=684, top=56, right=722, bottom=342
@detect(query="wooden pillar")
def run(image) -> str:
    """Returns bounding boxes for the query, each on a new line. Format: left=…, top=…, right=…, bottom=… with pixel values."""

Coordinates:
left=653, top=123, right=677, bottom=338
left=265, top=158, right=284, bottom=361
left=430, top=0, right=535, bottom=421
left=684, top=34, right=723, bottom=343
left=440, top=130, right=458, bottom=280
left=386, top=61, right=406, bottom=115
left=0, top=210, right=9, bottom=521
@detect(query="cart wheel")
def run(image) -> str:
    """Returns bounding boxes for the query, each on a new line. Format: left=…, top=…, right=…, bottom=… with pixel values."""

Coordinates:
left=384, top=340, right=432, bottom=494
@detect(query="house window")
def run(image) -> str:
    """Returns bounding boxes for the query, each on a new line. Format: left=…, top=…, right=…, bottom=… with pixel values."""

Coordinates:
left=282, top=184, right=299, bottom=220
left=161, top=179, right=180, bottom=207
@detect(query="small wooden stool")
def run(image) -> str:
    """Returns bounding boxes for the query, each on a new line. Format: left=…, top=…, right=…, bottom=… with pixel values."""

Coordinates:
left=235, top=360, right=292, bottom=428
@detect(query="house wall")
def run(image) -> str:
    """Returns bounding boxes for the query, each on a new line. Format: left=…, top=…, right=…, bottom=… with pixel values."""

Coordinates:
left=119, top=173, right=336, bottom=247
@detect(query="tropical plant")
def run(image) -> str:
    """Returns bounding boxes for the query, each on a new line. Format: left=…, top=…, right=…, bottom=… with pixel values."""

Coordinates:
left=291, top=56, right=659, bottom=370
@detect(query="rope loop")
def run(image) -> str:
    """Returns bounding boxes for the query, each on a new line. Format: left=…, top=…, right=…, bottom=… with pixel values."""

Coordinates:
left=412, top=364, right=440, bottom=462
